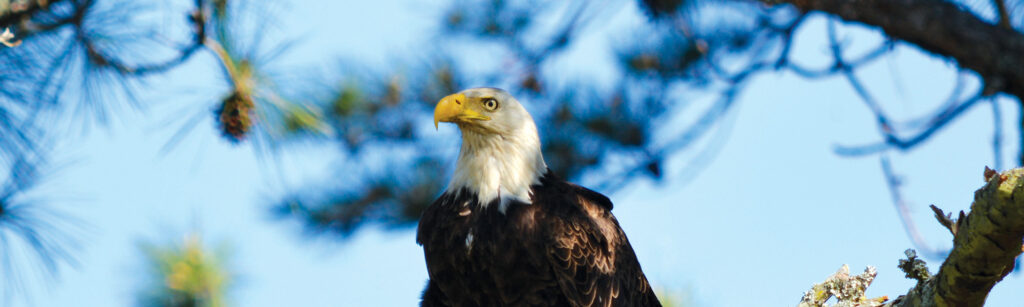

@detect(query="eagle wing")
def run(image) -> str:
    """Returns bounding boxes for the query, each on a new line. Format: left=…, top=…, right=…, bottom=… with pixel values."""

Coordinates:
left=543, top=184, right=660, bottom=307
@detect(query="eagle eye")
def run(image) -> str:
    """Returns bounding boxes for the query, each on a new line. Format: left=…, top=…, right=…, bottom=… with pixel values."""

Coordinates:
left=482, top=98, right=499, bottom=111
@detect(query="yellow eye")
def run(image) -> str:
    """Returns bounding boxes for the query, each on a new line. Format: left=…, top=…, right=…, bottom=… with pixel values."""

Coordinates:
left=482, top=98, right=499, bottom=111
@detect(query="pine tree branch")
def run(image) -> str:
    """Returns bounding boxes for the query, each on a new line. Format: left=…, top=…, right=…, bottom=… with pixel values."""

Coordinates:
left=765, top=0, right=1024, bottom=100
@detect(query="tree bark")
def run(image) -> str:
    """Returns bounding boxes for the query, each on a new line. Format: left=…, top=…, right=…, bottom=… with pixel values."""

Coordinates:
left=766, top=0, right=1024, bottom=100
left=891, top=169, right=1024, bottom=306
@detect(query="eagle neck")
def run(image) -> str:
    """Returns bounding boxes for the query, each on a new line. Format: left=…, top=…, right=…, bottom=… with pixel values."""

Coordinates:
left=447, top=122, right=547, bottom=213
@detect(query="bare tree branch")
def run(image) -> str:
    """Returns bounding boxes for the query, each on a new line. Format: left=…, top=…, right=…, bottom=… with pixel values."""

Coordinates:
left=765, top=0, right=1024, bottom=100
left=834, top=90, right=985, bottom=156
left=890, top=168, right=1024, bottom=306
left=819, top=17, right=988, bottom=157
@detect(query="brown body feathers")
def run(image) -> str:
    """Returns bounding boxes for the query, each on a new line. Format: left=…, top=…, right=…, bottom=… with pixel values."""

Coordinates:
left=417, top=171, right=661, bottom=307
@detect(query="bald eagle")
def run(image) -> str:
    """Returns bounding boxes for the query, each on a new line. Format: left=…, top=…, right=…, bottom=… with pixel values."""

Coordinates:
left=418, top=88, right=661, bottom=306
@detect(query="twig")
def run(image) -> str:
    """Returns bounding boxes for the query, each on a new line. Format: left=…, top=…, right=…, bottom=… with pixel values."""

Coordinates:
left=829, top=32, right=985, bottom=157
left=833, top=92, right=984, bottom=156
left=880, top=156, right=946, bottom=259
left=991, top=97, right=1004, bottom=170
left=826, top=19, right=893, bottom=134
left=894, top=71, right=965, bottom=130
left=594, top=44, right=765, bottom=193
left=594, top=81, right=743, bottom=193
left=0, top=28, right=21, bottom=47
left=772, top=12, right=807, bottom=69
left=993, top=0, right=1011, bottom=29
left=76, top=0, right=207, bottom=75
left=785, top=39, right=892, bottom=79
left=928, top=204, right=963, bottom=237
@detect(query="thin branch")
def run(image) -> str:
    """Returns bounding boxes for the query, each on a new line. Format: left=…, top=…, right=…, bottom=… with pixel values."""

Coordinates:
left=993, top=0, right=1011, bottom=29
left=772, top=12, right=807, bottom=69
left=595, top=38, right=773, bottom=193
left=880, top=156, right=946, bottom=259
left=785, top=38, right=893, bottom=79
left=594, top=81, right=743, bottom=193
left=596, top=9, right=814, bottom=193
left=991, top=97, right=1004, bottom=170
left=895, top=71, right=966, bottom=130
left=77, top=0, right=207, bottom=76
left=827, top=19, right=893, bottom=134
left=826, top=18, right=989, bottom=156
left=528, top=0, right=588, bottom=62
left=929, top=204, right=963, bottom=237
left=834, top=92, right=985, bottom=156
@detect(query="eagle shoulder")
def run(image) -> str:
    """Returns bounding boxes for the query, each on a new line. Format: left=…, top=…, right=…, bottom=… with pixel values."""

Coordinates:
left=565, top=182, right=613, bottom=211
left=416, top=194, right=447, bottom=246
left=536, top=176, right=660, bottom=307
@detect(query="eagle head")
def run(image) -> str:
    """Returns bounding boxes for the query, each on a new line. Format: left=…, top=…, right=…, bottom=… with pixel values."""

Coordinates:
left=434, top=88, right=547, bottom=211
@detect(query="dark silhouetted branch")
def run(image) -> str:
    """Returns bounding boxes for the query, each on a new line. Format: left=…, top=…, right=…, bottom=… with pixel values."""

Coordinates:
left=771, top=12, right=806, bottom=69
left=993, top=0, right=1011, bottom=29
left=784, top=38, right=892, bottom=79
left=834, top=92, right=984, bottom=156
left=806, top=17, right=990, bottom=157
left=766, top=0, right=1024, bottom=100
left=78, top=0, right=207, bottom=76
left=895, top=71, right=966, bottom=131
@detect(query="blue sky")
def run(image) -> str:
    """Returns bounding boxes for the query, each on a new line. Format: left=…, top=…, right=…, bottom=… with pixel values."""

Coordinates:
left=12, top=0, right=1024, bottom=306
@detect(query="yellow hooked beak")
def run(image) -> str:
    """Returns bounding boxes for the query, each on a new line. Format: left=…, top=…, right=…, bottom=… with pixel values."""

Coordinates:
left=434, top=93, right=491, bottom=129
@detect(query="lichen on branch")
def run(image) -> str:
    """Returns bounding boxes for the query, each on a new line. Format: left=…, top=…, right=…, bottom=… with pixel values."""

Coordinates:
left=799, top=168, right=1024, bottom=306
left=899, top=168, right=1024, bottom=306
left=797, top=265, right=888, bottom=307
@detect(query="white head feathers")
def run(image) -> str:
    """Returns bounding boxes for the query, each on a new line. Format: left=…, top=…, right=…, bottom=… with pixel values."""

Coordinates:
left=434, top=88, right=547, bottom=212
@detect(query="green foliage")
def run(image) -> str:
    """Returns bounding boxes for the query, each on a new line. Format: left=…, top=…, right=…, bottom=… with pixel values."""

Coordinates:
left=282, top=104, right=327, bottom=135
left=137, top=234, right=232, bottom=307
